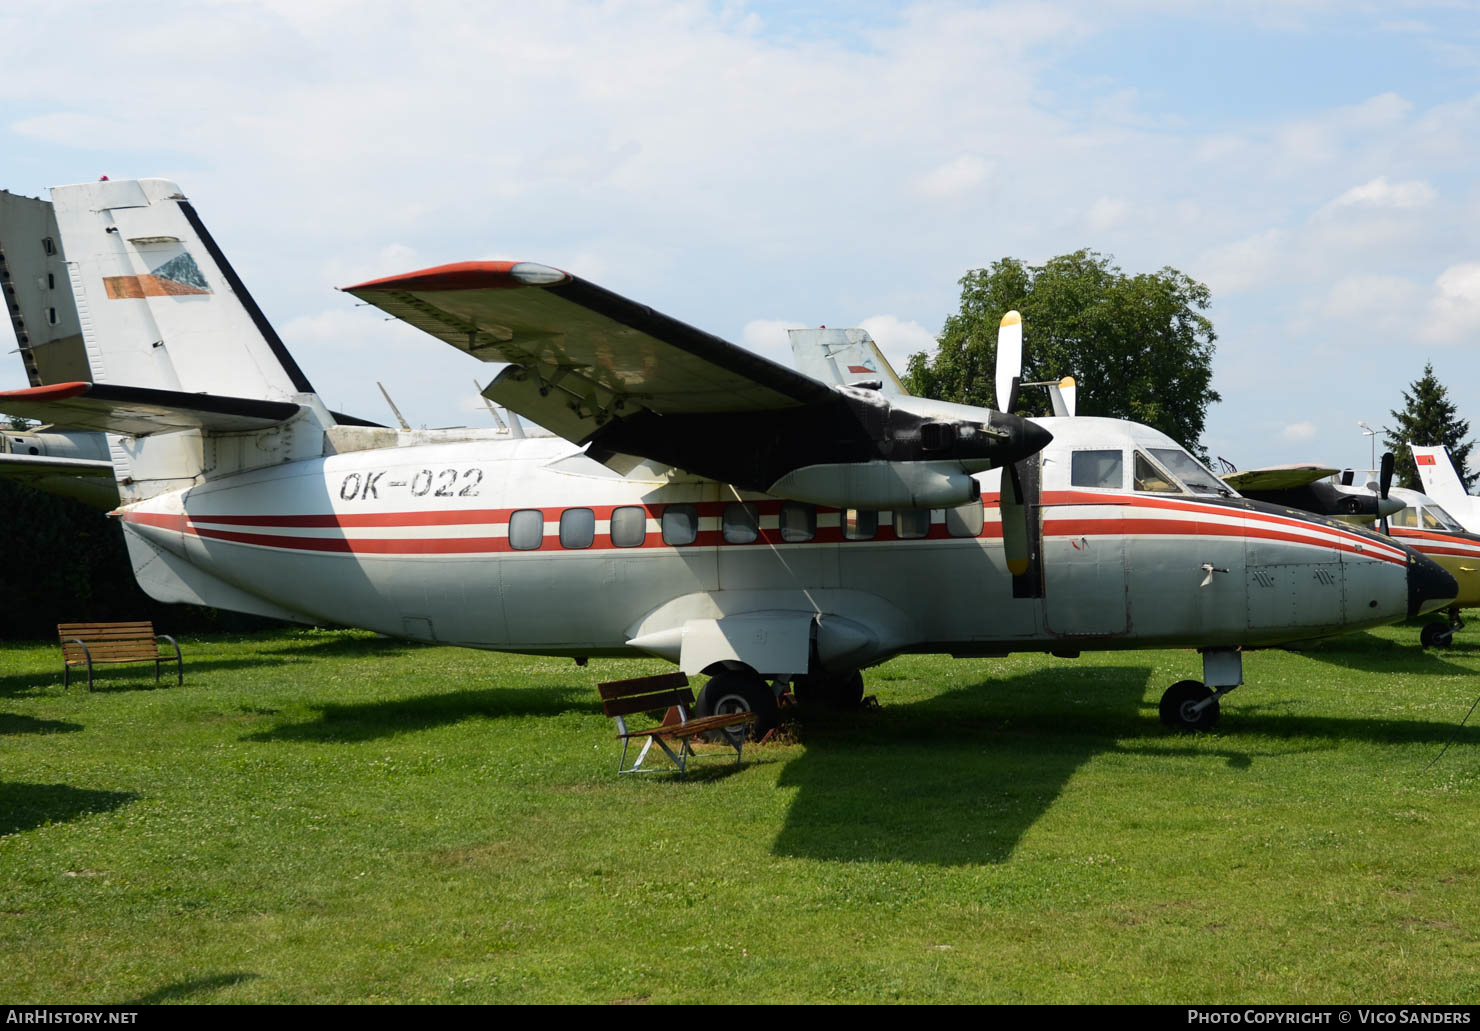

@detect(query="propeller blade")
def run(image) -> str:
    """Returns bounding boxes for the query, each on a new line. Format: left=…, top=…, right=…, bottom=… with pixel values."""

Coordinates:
left=1001, top=462, right=1030, bottom=576
left=1378, top=452, right=1395, bottom=534
left=996, top=311, right=1023, bottom=414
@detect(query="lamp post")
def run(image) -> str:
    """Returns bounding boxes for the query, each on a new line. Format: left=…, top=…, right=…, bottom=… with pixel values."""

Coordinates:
left=1358, top=420, right=1377, bottom=471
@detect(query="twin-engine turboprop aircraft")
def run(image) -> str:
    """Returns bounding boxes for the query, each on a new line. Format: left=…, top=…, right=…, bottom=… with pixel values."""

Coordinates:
left=0, top=178, right=1458, bottom=735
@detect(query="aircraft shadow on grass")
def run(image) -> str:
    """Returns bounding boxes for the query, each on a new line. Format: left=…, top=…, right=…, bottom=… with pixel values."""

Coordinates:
left=770, top=662, right=1480, bottom=867
left=128, top=972, right=258, bottom=1004
left=0, top=782, right=136, bottom=836
left=0, top=713, right=82, bottom=736
left=1286, top=630, right=1480, bottom=676
left=244, top=684, right=593, bottom=744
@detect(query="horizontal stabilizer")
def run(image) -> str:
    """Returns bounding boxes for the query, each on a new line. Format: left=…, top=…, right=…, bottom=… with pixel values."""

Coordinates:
left=0, top=452, right=118, bottom=508
left=0, top=382, right=302, bottom=436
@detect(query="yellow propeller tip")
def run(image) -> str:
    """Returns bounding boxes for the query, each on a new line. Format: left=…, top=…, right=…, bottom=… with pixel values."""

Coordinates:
left=1000, top=311, right=1022, bottom=328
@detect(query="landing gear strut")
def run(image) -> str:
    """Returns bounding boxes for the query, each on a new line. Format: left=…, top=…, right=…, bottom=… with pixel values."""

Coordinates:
left=1160, top=679, right=1239, bottom=732
left=696, top=670, right=781, bottom=741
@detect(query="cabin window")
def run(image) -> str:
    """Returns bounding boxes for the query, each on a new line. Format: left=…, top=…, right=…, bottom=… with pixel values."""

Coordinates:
left=946, top=498, right=984, bottom=537
left=1071, top=449, right=1124, bottom=490
left=508, top=509, right=544, bottom=550
left=1133, top=452, right=1181, bottom=494
left=1389, top=507, right=1418, bottom=528
left=662, top=504, right=698, bottom=546
left=610, top=506, right=646, bottom=547
left=723, top=502, right=759, bottom=544
left=894, top=509, right=931, bottom=540
left=559, top=508, right=595, bottom=549
left=844, top=509, right=877, bottom=540
left=780, top=502, right=815, bottom=542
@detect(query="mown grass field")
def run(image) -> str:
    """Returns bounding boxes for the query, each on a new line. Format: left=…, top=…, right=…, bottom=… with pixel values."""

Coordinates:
left=2, top=626, right=1479, bottom=1004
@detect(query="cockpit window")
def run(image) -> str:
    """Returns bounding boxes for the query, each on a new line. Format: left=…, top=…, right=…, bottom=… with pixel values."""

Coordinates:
left=1133, top=452, right=1182, bottom=494
left=1071, top=449, right=1124, bottom=490
left=1423, top=504, right=1463, bottom=532
left=1149, top=448, right=1232, bottom=496
left=1390, top=507, right=1419, bottom=528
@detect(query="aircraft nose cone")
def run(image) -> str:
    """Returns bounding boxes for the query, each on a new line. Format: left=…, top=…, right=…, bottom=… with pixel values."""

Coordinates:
left=1408, top=549, right=1458, bottom=618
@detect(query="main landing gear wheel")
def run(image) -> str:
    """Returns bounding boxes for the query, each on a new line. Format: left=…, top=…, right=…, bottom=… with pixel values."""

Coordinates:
left=1421, top=622, right=1455, bottom=650
left=792, top=670, right=865, bottom=710
left=697, top=670, right=780, bottom=742
left=1159, top=679, right=1220, bottom=732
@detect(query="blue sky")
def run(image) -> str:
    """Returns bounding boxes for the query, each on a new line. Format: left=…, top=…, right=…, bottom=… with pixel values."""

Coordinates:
left=4, top=0, right=1480, bottom=470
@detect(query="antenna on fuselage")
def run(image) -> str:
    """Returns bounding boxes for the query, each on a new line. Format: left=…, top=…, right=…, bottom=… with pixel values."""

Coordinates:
left=377, top=381, right=411, bottom=431
left=475, top=379, right=524, bottom=438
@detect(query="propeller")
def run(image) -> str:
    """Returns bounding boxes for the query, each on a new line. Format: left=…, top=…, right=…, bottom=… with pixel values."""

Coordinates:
left=1378, top=451, right=1395, bottom=534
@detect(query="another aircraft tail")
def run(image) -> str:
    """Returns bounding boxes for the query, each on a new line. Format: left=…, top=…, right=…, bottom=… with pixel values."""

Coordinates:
left=0, top=179, right=339, bottom=504
left=1412, top=445, right=1471, bottom=510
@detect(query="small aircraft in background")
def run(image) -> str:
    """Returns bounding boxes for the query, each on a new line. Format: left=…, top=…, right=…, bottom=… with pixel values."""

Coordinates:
left=0, top=177, right=1456, bottom=738
left=1380, top=484, right=1480, bottom=648
left=1217, top=458, right=1404, bottom=528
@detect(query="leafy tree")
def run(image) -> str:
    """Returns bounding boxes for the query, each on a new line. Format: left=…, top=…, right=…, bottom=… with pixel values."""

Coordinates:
left=905, top=250, right=1221, bottom=455
left=1385, top=363, right=1474, bottom=491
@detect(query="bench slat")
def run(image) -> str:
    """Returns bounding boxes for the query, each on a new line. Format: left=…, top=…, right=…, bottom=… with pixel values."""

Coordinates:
left=600, top=689, right=694, bottom=718
left=597, top=672, right=688, bottom=700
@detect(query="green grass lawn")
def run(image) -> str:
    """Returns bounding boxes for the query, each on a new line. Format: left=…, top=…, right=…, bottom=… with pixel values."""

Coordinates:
left=2, top=626, right=1478, bottom=1004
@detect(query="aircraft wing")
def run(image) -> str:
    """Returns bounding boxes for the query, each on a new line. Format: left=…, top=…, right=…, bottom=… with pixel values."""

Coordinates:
left=0, top=382, right=302, bottom=436
left=344, top=262, right=834, bottom=444
left=1222, top=464, right=1339, bottom=492
left=0, top=453, right=119, bottom=508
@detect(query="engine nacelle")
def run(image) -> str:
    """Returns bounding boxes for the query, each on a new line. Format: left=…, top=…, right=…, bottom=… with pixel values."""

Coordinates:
left=767, top=459, right=980, bottom=510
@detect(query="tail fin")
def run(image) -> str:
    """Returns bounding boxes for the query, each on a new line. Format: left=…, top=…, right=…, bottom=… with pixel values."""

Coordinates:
left=50, top=178, right=316, bottom=400
left=788, top=327, right=909, bottom=396
left=1412, top=445, right=1471, bottom=510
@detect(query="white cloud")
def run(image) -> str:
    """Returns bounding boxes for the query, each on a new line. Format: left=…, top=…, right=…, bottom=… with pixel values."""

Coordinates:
left=915, top=155, right=992, bottom=200
left=1197, top=229, right=1290, bottom=295
left=740, top=319, right=806, bottom=363
left=1282, top=422, right=1317, bottom=441
left=1327, top=176, right=1437, bottom=211
left=1423, top=262, right=1480, bottom=341
left=1087, top=197, right=1131, bottom=232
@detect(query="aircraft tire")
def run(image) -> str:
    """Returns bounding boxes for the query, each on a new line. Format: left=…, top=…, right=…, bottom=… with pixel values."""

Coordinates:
left=1159, top=680, right=1219, bottom=732
left=793, top=670, right=865, bottom=709
left=697, top=671, right=779, bottom=741
left=1421, top=622, right=1454, bottom=649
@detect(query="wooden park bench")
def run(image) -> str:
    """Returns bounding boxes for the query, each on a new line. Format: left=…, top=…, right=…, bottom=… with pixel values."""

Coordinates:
left=58, top=622, right=183, bottom=690
left=598, top=672, right=757, bottom=778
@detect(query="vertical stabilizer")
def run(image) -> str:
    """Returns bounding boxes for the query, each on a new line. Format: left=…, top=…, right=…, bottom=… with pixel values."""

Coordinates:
left=788, top=327, right=909, bottom=396
left=1412, top=445, right=1475, bottom=515
left=50, top=178, right=315, bottom=401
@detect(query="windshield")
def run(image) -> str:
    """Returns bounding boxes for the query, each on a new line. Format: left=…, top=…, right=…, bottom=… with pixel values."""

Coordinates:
left=1148, top=448, right=1232, bottom=496
left=1424, top=504, right=1464, bottom=532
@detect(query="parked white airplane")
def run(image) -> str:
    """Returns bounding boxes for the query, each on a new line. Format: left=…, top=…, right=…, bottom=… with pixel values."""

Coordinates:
left=0, top=178, right=1457, bottom=735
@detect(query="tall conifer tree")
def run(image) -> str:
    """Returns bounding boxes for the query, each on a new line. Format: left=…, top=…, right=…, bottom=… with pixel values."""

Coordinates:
left=1385, top=363, right=1474, bottom=490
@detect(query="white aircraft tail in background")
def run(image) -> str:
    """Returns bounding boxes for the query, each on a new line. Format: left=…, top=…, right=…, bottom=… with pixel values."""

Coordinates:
left=1411, top=445, right=1480, bottom=533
